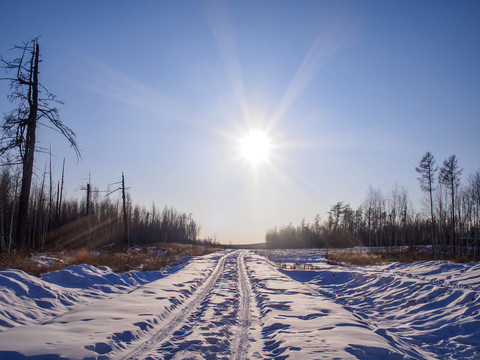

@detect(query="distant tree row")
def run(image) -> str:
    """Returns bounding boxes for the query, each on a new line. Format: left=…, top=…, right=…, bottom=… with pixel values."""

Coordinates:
left=267, top=153, right=480, bottom=257
left=0, top=166, right=211, bottom=251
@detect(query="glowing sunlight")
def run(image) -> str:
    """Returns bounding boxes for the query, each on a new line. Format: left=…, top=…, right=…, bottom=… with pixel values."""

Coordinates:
left=238, top=130, right=272, bottom=166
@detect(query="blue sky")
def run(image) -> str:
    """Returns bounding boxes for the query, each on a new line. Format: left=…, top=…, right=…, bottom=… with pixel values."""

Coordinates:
left=1, top=1, right=479, bottom=244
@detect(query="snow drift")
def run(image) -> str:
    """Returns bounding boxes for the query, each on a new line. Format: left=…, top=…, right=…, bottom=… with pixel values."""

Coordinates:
left=0, top=249, right=478, bottom=359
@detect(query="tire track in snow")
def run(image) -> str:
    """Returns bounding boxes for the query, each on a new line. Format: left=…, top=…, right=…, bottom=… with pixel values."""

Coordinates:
left=119, top=251, right=231, bottom=360
left=231, top=251, right=251, bottom=360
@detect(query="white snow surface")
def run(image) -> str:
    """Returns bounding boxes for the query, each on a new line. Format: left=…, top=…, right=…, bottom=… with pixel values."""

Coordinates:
left=0, top=249, right=478, bottom=359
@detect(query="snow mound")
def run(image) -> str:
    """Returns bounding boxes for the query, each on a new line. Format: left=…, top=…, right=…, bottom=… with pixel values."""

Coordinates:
left=275, top=249, right=480, bottom=359
left=0, top=251, right=225, bottom=359
left=0, top=264, right=165, bottom=332
left=0, top=269, right=77, bottom=330
left=42, top=264, right=163, bottom=292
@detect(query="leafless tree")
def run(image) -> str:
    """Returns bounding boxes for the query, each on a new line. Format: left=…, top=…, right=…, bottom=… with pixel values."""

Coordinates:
left=327, top=201, right=344, bottom=231
left=416, top=152, right=438, bottom=252
left=0, top=39, right=80, bottom=250
left=439, top=155, right=463, bottom=253
left=467, top=171, right=480, bottom=257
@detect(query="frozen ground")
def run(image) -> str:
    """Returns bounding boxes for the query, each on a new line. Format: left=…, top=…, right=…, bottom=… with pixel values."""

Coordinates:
left=0, top=249, right=479, bottom=359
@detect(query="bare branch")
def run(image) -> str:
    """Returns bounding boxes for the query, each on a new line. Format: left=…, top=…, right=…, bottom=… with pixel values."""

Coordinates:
left=1, top=39, right=81, bottom=162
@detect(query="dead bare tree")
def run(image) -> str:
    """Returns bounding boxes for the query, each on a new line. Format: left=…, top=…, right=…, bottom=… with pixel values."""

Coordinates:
left=106, top=173, right=131, bottom=246
left=0, top=39, right=80, bottom=251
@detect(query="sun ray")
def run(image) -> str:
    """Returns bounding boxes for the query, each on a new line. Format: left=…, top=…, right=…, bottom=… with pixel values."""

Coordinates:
left=268, top=26, right=345, bottom=130
left=204, top=0, right=251, bottom=123
left=77, top=55, right=197, bottom=125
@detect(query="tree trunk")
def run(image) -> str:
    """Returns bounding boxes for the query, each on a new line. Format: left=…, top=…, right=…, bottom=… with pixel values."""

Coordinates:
left=86, top=183, right=91, bottom=216
left=122, top=173, right=129, bottom=246
left=429, top=186, right=435, bottom=255
left=15, top=42, right=39, bottom=252
left=451, top=182, right=456, bottom=254
left=0, top=202, right=5, bottom=252
left=48, top=148, right=53, bottom=233
left=57, top=158, right=65, bottom=217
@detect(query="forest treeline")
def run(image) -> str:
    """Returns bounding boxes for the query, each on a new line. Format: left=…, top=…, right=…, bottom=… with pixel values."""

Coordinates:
left=267, top=153, right=480, bottom=256
left=0, top=165, right=211, bottom=251
left=0, top=38, right=213, bottom=252
left=1, top=39, right=479, bottom=255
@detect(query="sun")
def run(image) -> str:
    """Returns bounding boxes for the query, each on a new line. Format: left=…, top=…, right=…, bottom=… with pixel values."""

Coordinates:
left=239, top=130, right=272, bottom=166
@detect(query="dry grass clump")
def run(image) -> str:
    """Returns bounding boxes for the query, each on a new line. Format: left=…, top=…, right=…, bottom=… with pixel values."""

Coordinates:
left=326, top=250, right=383, bottom=266
left=374, top=248, right=477, bottom=263
left=0, top=251, right=68, bottom=276
left=326, top=247, right=478, bottom=266
left=278, top=262, right=319, bottom=270
left=0, top=243, right=220, bottom=276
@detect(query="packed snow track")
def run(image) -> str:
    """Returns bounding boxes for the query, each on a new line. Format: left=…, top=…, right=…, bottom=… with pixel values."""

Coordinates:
left=0, top=249, right=479, bottom=359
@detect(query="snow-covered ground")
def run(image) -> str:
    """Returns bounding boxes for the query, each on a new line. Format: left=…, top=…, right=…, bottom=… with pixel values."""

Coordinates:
left=0, top=249, right=479, bottom=359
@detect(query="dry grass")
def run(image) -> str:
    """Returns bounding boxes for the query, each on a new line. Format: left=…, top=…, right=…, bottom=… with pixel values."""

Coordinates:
left=326, top=248, right=478, bottom=266
left=278, top=262, right=319, bottom=270
left=326, top=250, right=383, bottom=266
left=0, top=243, right=220, bottom=276
left=374, top=248, right=477, bottom=264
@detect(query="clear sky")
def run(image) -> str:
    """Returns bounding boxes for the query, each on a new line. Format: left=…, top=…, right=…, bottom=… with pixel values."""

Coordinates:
left=1, top=1, right=479, bottom=244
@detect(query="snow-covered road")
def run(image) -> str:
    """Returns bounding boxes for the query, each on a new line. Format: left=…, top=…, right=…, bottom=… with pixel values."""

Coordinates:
left=0, top=249, right=479, bottom=359
left=120, top=251, right=253, bottom=359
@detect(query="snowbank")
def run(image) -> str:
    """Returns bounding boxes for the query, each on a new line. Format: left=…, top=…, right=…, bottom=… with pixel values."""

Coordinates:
left=0, top=264, right=166, bottom=331
left=275, top=249, right=480, bottom=359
